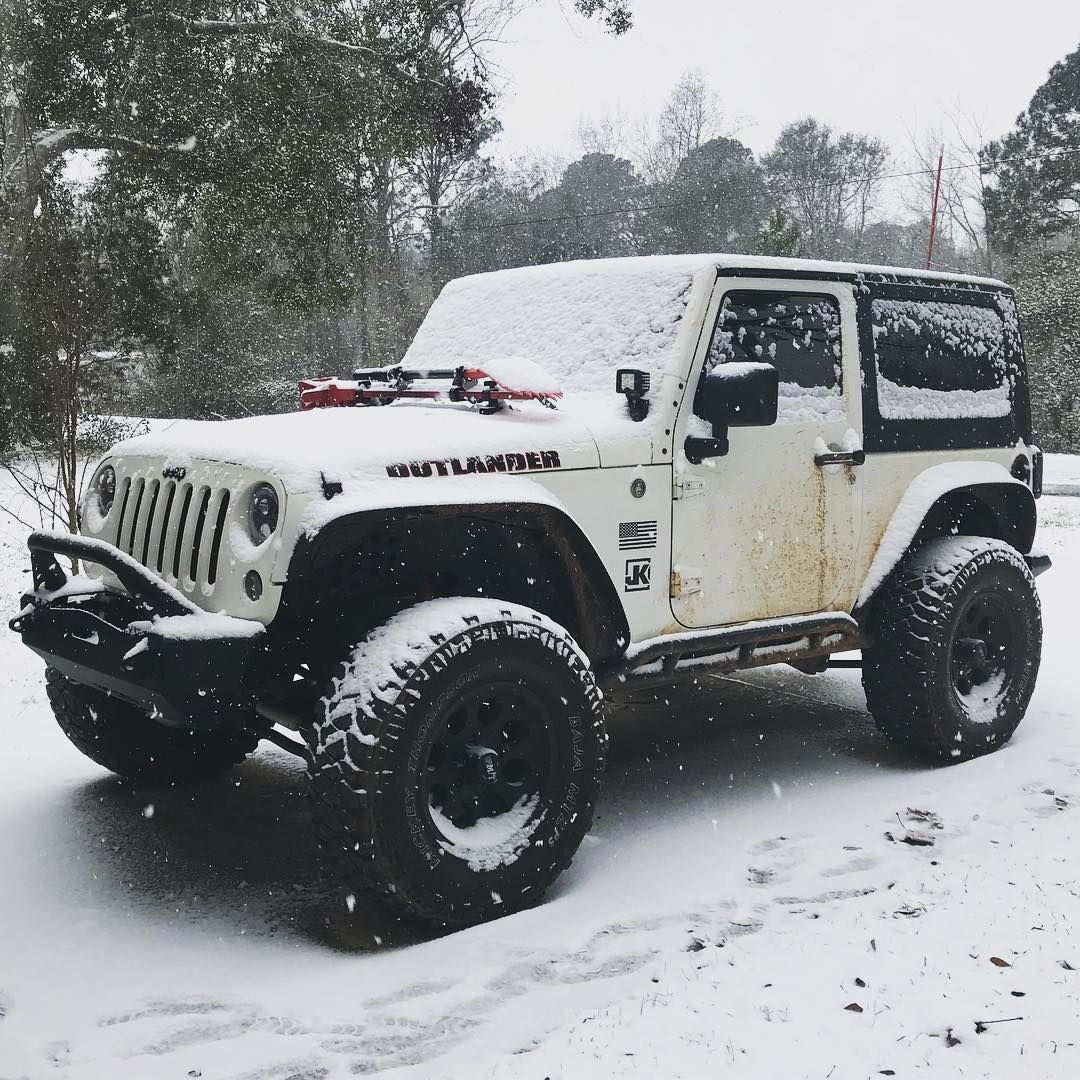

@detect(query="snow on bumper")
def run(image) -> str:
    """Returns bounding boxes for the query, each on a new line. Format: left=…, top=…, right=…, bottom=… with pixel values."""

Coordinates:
left=9, top=532, right=265, bottom=729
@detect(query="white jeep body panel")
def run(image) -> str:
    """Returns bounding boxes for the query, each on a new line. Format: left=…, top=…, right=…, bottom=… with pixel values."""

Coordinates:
left=78, top=253, right=1037, bottom=655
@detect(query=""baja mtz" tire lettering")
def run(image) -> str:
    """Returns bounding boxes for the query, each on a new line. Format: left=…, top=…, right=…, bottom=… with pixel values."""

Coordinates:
left=386, top=450, right=562, bottom=478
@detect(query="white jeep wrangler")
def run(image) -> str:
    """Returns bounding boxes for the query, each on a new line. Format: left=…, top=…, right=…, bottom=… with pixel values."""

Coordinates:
left=11, top=254, right=1049, bottom=928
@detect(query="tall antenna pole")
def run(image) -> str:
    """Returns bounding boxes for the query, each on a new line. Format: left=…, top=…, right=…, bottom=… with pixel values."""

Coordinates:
left=926, top=151, right=944, bottom=269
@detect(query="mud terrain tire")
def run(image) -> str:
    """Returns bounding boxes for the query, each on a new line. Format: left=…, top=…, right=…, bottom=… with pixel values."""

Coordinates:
left=307, top=599, right=606, bottom=928
left=862, top=536, right=1041, bottom=764
left=45, top=667, right=259, bottom=784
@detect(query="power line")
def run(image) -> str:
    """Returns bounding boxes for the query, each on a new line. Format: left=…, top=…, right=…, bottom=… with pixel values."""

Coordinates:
left=435, top=144, right=1080, bottom=236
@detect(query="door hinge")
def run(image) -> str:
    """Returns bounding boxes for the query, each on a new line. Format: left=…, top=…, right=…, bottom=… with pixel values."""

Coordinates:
left=673, top=476, right=704, bottom=500
left=671, top=569, right=703, bottom=598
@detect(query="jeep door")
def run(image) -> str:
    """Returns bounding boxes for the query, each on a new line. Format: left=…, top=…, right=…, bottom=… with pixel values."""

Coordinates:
left=670, top=278, right=863, bottom=627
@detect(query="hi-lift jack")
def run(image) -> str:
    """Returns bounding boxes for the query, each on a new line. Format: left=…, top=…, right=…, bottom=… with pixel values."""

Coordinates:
left=299, top=366, right=562, bottom=415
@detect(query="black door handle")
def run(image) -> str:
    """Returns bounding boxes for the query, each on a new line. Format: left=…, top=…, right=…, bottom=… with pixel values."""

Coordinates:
left=814, top=449, right=865, bottom=467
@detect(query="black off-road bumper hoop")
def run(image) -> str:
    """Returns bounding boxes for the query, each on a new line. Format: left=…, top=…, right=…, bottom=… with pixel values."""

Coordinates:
left=10, top=532, right=265, bottom=730
left=1025, top=552, right=1052, bottom=577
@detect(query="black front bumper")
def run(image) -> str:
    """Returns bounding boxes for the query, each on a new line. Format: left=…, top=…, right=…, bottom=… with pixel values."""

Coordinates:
left=1026, top=551, right=1052, bottom=577
left=10, top=532, right=265, bottom=729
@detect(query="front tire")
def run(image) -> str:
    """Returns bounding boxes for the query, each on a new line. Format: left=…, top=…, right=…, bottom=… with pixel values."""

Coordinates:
left=307, top=599, right=606, bottom=928
left=45, top=667, right=259, bottom=784
left=862, top=537, right=1042, bottom=763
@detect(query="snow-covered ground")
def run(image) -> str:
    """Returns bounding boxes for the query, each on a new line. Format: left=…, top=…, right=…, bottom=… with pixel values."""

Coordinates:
left=1045, top=453, right=1080, bottom=496
left=1, top=472, right=1078, bottom=1080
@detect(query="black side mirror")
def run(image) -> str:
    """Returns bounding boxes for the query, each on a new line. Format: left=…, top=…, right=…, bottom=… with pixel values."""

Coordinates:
left=685, top=362, right=779, bottom=464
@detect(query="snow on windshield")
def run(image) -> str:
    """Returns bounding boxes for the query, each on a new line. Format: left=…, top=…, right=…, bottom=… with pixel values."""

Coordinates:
left=403, top=256, right=699, bottom=423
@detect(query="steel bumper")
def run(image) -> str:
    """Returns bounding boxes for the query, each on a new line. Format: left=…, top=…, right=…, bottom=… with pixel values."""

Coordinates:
left=1025, top=551, right=1052, bottom=577
left=10, top=532, right=265, bottom=729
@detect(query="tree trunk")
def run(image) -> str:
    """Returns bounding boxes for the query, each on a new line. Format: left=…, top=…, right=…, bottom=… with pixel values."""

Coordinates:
left=0, top=91, right=38, bottom=331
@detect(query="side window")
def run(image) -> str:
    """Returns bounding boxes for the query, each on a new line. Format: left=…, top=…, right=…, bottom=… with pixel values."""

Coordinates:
left=703, top=291, right=843, bottom=424
left=871, top=299, right=1011, bottom=420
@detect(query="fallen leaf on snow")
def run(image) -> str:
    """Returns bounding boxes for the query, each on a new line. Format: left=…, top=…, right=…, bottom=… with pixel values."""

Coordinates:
left=906, top=807, right=943, bottom=828
left=893, top=903, right=926, bottom=918
left=989, top=956, right=1011, bottom=967
left=900, top=831, right=935, bottom=847
left=844, top=1002, right=864, bottom=1013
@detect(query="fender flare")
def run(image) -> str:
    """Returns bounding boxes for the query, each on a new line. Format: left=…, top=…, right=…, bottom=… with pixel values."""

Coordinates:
left=284, top=495, right=630, bottom=664
left=856, top=461, right=1036, bottom=609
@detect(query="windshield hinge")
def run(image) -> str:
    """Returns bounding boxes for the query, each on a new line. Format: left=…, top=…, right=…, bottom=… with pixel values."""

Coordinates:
left=673, top=476, right=705, bottom=500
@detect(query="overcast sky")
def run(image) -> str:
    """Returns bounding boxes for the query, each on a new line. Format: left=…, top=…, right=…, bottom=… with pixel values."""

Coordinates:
left=486, top=0, right=1076, bottom=170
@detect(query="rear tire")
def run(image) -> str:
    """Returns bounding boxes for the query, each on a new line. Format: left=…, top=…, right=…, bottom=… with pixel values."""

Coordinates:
left=45, top=667, right=259, bottom=784
left=862, top=537, right=1041, bottom=763
left=307, top=599, right=606, bottom=928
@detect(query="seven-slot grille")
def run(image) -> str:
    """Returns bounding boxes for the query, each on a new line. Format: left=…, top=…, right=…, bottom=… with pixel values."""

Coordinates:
left=112, top=475, right=232, bottom=589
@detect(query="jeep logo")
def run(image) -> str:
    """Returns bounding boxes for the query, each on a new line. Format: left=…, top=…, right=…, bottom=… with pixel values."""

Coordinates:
left=162, top=465, right=187, bottom=481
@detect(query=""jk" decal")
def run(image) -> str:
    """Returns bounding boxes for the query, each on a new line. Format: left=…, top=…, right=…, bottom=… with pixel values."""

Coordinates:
left=624, top=558, right=652, bottom=592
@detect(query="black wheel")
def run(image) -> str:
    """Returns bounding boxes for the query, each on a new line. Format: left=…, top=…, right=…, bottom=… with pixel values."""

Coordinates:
left=862, top=536, right=1042, bottom=763
left=307, top=599, right=606, bottom=928
left=45, top=667, right=259, bottom=784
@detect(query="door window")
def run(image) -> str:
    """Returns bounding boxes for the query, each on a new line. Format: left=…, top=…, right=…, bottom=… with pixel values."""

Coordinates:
left=702, top=291, right=843, bottom=424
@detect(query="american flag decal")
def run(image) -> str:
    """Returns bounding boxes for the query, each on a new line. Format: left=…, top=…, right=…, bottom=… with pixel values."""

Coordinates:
left=619, top=520, right=658, bottom=551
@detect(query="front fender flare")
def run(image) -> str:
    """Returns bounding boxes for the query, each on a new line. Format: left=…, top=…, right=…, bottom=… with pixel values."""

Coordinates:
left=283, top=492, right=630, bottom=665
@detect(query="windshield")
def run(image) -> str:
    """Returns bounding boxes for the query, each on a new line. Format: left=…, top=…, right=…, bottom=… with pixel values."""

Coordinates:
left=403, top=257, right=701, bottom=415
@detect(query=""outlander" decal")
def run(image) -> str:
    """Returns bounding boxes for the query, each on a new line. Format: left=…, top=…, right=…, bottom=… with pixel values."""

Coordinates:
left=386, top=450, right=562, bottom=478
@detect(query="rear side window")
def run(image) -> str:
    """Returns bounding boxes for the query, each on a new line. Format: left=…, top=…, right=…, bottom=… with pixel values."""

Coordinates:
left=705, top=291, right=843, bottom=424
left=871, top=299, right=1011, bottom=420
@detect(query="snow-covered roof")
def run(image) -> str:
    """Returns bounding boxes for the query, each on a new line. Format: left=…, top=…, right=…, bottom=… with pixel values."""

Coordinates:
left=403, top=254, right=1007, bottom=433
left=412, top=253, right=1008, bottom=336
left=703, top=252, right=1008, bottom=289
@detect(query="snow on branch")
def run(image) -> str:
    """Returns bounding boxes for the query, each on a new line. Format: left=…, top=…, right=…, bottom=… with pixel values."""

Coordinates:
left=126, top=12, right=422, bottom=80
left=2, top=127, right=179, bottom=191
left=29, top=127, right=171, bottom=165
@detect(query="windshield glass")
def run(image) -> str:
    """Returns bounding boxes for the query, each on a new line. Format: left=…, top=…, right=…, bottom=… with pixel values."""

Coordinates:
left=403, top=257, right=701, bottom=423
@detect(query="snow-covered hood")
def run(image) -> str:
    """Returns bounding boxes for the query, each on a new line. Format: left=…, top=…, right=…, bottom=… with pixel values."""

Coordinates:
left=111, top=402, right=608, bottom=497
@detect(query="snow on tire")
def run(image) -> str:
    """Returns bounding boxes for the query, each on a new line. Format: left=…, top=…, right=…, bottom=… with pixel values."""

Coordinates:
left=307, top=598, right=606, bottom=928
left=862, top=536, right=1041, bottom=764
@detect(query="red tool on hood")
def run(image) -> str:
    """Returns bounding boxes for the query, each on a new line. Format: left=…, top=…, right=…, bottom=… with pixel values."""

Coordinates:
left=299, top=366, right=562, bottom=414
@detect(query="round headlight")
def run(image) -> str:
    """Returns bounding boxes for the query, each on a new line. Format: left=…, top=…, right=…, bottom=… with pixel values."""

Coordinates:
left=96, top=465, right=116, bottom=514
left=248, top=483, right=279, bottom=543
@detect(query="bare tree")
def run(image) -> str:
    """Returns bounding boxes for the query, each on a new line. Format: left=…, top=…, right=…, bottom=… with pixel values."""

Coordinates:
left=577, top=107, right=631, bottom=159
left=637, top=69, right=728, bottom=184
left=905, top=109, right=998, bottom=275
left=763, top=118, right=890, bottom=260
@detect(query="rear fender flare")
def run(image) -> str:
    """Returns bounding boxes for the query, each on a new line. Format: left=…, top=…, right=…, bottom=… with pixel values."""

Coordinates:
left=856, top=461, right=1035, bottom=609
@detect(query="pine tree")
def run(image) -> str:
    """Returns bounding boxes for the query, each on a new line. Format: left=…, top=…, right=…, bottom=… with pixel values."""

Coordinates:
left=986, top=43, right=1080, bottom=254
